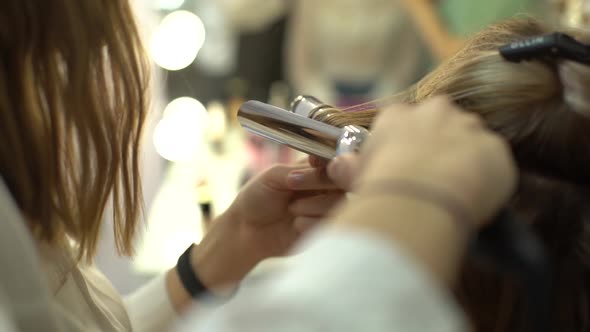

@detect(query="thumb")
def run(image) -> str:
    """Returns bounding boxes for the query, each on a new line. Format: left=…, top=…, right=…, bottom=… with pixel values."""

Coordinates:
left=327, top=154, right=361, bottom=191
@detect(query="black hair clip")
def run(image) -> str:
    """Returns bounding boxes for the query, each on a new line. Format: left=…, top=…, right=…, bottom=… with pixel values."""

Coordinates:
left=500, top=32, right=590, bottom=65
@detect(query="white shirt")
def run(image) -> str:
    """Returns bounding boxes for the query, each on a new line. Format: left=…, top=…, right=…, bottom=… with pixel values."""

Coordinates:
left=176, top=229, right=467, bottom=332
left=0, top=171, right=466, bottom=332
left=0, top=225, right=467, bottom=332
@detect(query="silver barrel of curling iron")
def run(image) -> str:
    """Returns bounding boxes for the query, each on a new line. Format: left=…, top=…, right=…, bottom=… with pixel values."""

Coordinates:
left=237, top=97, right=370, bottom=159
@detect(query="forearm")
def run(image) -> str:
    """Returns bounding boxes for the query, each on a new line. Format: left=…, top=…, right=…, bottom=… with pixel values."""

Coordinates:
left=331, top=194, right=469, bottom=285
left=166, top=210, right=259, bottom=313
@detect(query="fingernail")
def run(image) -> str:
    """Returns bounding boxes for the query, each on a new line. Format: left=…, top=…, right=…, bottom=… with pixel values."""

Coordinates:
left=288, top=171, right=305, bottom=186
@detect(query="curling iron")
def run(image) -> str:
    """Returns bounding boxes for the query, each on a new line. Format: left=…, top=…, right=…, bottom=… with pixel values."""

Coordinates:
left=237, top=96, right=370, bottom=159
left=238, top=95, right=552, bottom=332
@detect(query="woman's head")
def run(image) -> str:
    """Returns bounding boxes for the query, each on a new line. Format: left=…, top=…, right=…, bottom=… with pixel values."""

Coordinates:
left=314, top=17, right=590, bottom=331
left=0, top=0, right=149, bottom=260
left=319, top=18, right=590, bottom=184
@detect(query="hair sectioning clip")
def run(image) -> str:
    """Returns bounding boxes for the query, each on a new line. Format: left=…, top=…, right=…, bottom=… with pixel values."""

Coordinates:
left=500, top=32, right=590, bottom=64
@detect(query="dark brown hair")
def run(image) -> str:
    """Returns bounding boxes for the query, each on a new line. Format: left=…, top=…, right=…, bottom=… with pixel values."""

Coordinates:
left=316, top=18, right=590, bottom=331
left=0, top=1, right=150, bottom=260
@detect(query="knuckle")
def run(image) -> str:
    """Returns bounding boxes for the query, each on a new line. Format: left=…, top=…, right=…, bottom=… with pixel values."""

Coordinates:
left=462, top=113, right=484, bottom=126
left=428, top=95, right=454, bottom=110
left=483, top=134, right=512, bottom=158
left=417, top=96, right=458, bottom=120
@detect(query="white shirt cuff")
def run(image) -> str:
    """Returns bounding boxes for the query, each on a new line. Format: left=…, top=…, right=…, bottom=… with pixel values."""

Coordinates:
left=124, top=273, right=177, bottom=332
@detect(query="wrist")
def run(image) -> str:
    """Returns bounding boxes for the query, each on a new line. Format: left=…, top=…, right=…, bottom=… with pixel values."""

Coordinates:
left=332, top=193, right=470, bottom=285
left=356, top=178, right=475, bottom=235
left=165, top=267, right=192, bottom=313
left=189, top=210, right=258, bottom=292
left=357, top=154, right=481, bottom=227
left=166, top=211, right=261, bottom=313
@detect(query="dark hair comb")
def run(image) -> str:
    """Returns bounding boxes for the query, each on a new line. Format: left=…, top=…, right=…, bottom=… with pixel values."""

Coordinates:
left=500, top=32, right=590, bottom=65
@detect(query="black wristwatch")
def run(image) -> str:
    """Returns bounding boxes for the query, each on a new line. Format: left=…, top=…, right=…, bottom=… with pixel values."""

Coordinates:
left=176, top=244, right=209, bottom=298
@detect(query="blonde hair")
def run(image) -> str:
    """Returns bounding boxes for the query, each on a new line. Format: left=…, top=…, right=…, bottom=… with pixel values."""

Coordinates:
left=0, top=1, right=150, bottom=260
left=315, top=18, right=590, bottom=331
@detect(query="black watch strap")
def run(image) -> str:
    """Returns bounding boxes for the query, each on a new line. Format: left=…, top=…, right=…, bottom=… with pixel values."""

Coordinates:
left=176, top=244, right=208, bottom=298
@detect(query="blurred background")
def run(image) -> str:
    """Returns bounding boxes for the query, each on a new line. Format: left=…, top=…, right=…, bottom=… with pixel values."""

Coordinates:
left=95, top=0, right=588, bottom=294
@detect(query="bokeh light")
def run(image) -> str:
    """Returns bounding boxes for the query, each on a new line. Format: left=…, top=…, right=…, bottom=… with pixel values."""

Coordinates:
left=150, top=10, right=206, bottom=71
left=153, top=97, right=208, bottom=161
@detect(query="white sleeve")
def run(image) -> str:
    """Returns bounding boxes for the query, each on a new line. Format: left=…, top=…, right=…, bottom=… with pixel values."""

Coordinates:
left=0, top=290, right=18, bottom=332
left=124, top=274, right=177, bottom=332
left=176, top=228, right=468, bottom=332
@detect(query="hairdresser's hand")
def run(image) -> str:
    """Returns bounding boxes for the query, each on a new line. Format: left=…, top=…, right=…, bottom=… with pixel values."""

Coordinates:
left=321, top=97, right=517, bottom=285
left=169, top=160, right=344, bottom=302
left=328, top=96, right=517, bottom=226
left=226, top=161, right=344, bottom=258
